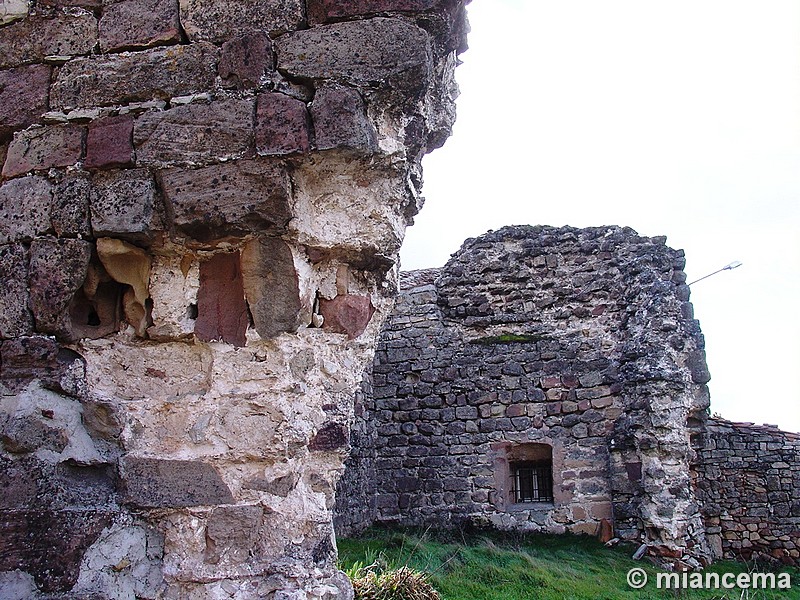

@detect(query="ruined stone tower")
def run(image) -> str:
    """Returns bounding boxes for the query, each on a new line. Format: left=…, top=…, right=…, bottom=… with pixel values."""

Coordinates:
left=0, top=1, right=469, bottom=597
left=336, top=225, right=800, bottom=568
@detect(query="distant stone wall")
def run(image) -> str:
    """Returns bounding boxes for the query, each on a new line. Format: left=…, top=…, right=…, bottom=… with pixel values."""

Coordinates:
left=336, top=225, right=713, bottom=563
left=696, top=418, right=800, bottom=566
left=0, top=2, right=468, bottom=597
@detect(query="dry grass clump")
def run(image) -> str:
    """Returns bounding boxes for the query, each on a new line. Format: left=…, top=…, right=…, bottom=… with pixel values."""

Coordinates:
left=351, top=565, right=441, bottom=600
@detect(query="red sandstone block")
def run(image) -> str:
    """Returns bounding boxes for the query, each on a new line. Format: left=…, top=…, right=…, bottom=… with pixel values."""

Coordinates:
left=255, top=93, right=310, bottom=155
left=99, top=0, right=181, bottom=52
left=220, top=33, right=274, bottom=89
left=85, top=115, right=134, bottom=169
left=308, top=422, right=348, bottom=451
left=307, top=0, right=440, bottom=24
left=319, top=294, right=375, bottom=339
left=195, top=252, right=249, bottom=347
left=2, top=125, right=85, bottom=178
left=0, top=64, right=51, bottom=141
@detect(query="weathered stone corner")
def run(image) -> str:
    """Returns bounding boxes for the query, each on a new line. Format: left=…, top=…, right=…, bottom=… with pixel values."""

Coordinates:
left=0, top=0, right=470, bottom=597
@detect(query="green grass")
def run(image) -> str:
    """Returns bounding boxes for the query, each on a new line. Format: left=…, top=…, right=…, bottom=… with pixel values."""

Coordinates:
left=338, top=527, right=800, bottom=600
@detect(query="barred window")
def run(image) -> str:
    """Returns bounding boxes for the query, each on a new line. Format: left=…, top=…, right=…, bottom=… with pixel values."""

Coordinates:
left=511, top=461, right=553, bottom=503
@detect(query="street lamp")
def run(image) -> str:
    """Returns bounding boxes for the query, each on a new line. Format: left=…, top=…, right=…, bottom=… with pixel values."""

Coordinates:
left=688, top=261, right=743, bottom=286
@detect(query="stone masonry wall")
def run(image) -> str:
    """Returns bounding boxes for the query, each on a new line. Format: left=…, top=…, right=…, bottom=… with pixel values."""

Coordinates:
left=695, top=418, right=800, bottom=566
left=336, top=225, right=713, bottom=564
left=0, top=1, right=468, bottom=598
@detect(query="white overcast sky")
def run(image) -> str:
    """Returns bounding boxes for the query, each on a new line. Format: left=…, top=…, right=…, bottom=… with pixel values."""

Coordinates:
left=400, top=0, right=800, bottom=432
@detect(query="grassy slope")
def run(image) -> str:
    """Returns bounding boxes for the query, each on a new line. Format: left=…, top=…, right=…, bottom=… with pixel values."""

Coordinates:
left=338, top=528, right=800, bottom=600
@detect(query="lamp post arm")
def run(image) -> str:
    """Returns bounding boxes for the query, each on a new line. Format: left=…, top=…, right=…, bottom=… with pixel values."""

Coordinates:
left=688, top=261, right=742, bottom=286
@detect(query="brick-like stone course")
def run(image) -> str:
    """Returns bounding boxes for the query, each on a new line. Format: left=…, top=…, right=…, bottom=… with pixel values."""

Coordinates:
left=0, top=175, right=54, bottom=243
left=179, top=0, right=306, bottom=43
left=160, top=159, right=291, bottom=240
left=277, top=18, right=431, bottom=85
left=696, top=419, right=800, bottom=566
left=50, top=42, right=219, bottom=109
left=133, top=98, right=254, bottom=166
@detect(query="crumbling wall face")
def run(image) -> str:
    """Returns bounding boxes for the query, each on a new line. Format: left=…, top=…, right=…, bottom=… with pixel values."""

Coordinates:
left=695, top=419, right=800, bottom=566
left=336, top=225, right=711, bottom=563
left=0, top=1, right=468, bottom=597
left=331, top=369, right=377, bottom=537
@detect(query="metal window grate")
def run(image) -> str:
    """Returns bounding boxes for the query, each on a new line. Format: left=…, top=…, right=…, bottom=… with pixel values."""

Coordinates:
left=511, top=462, right=553, bottom=503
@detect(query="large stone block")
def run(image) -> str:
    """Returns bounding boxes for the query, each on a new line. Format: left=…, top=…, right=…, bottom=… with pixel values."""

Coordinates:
left=1, top=415, right=70, bottom=454
left=0, top=64, right=51, bottom=141
left=0, top=336, right=78, bottom=392
left=160, top=159, right=291, bottom=241
left=2, top=124, right=85, bottom=178
left=179, top=0, right=305, bottom=43
left=0, top=0, right=29, bottom=25
left=195, top=252, right=249, bottom=347
left=28, top=237, right=92, bottom=335
left=90, top=168, right=155, bottom=241
left=687, top=350, right=711, bottom=384
left=219, top=32, right=274, bottom=90
left=133, top=99, right=253, bottom=166
left=50, top=42, right=218, bottom=110
left=240, top=236, right=302, bottom=338
left=311, top=86, right=376, bottom=152
left=308, top=0, right=443, bottom=23
left=99, top=0, right=181, bottom=52
left=121, top=456, right=234, bottom=507
left=80, top=340, right=213, bottom=400
left=0, top=244, right=32, bottom=338
left=205, top=505, right=263, bottom=564
left=84, top=114, right=135, bottom=170
left=255, top=92, right=311, bottom=155
left=39, top=0, right=100, bottom=8
left=277, top=17, right=430, bottom=85
left=0, top=11, right=98, bottom=69
left=0, top=175, right=53, bottom=243
left=52, top=172, right=92, bottom=238
left=0, top=509, right=113, bottom=594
